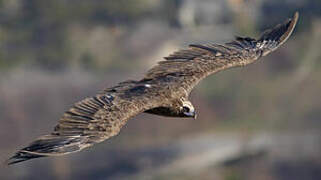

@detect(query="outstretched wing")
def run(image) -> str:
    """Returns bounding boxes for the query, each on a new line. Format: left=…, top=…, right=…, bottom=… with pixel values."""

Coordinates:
left=7, top=81, right=165, bottom=165
left=7, top=12, right=299, bottom=165
left=144, top=12, right=299, bottom=94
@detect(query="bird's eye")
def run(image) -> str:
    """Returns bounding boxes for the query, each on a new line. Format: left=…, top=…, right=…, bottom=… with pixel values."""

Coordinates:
left=183, top=106, right=190, bottom=112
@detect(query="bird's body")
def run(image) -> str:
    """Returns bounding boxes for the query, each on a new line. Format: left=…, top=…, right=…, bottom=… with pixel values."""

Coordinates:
left=7, top=12, right=299, bottom=165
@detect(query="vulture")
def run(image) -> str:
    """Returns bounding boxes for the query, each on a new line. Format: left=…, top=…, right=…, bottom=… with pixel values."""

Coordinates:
left=7, top=12, right=299, bottom=165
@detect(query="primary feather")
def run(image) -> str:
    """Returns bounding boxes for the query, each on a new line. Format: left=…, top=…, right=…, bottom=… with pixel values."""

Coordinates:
left=7, top=12, right=299, bottom=165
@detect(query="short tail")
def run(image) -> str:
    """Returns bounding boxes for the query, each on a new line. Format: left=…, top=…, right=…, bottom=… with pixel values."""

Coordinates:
left=6, top=134, right=90, bottom=165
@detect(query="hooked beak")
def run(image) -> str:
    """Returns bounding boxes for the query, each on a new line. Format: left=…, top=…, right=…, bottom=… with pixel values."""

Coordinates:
left=184, top=111, right=197, bottom=120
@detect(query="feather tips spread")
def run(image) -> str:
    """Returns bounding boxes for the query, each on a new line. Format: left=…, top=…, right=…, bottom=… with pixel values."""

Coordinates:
left=146, top=12, right=299, bottom=82
left=6, top=135, right=88, bottom=165
left=7, top=12, right=299, bottom=165
left=7, top=94, right=116, bottom=165
left=257, top=12, right=299, bottom=56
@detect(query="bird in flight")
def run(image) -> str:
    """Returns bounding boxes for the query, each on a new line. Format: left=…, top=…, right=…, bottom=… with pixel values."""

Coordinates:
left=7, top=12, right=299, bottom=165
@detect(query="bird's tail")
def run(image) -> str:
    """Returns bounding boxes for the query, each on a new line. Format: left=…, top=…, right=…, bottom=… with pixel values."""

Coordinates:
left=6, top=134, right=90, bottom=165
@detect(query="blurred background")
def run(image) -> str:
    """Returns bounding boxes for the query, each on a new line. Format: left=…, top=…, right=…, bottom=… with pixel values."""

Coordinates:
left=1, top=0, right=321, bottom=179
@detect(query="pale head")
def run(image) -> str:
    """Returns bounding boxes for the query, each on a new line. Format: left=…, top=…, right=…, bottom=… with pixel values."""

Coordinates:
left=179, top=99, right=197, bottom=119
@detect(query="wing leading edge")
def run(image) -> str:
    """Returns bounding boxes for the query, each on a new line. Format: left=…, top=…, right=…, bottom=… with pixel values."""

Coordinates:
left=7, top=12, right=299, bottom=165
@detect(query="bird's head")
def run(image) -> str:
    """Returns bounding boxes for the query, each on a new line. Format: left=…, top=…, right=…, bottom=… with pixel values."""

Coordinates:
left=179, top=100, right=197, bottom=119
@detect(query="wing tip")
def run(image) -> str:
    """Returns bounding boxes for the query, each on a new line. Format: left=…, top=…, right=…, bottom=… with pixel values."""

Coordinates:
left=293, top=11, right=299, bottom=24
left=6, top=135, right=87, bottom=165
left=6, top=151, right=46, bottom=165
left=258, top=11, right=299, bottom=56
left=281, top=11, right=299, bottom=43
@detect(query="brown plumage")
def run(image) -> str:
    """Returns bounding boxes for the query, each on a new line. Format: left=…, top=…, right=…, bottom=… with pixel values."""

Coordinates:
left=7, top=12, right=299, bottom=165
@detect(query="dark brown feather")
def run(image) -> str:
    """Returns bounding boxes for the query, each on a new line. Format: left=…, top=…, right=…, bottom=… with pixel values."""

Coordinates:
left=7, top=12, right=299, bottom=165
left=145, top=12, right=299, bottom=93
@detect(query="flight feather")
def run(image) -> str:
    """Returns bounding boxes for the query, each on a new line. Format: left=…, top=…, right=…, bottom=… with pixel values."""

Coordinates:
left=7, top=12, right=299, bottom=165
